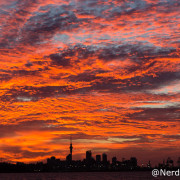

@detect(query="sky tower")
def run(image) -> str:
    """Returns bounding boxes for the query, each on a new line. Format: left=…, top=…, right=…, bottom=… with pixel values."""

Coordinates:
left=70, top=136, right=73, bottom=159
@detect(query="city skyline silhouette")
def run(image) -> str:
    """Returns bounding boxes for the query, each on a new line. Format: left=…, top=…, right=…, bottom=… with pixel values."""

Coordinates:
left=0, top=0, right=179, bottom=172
left=0, top=138, right=180, bottom=172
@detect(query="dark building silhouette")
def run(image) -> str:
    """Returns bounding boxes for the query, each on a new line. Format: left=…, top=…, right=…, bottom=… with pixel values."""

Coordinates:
left=166, top=157, right=174, bottom=168
left=47, top=156, right=60, bottom=165
left=102, top=153, right=109, bottom=169
left=47, top=156, right=60, bottom=171
left=102, top=153, right=107, bottom=163
left=86, top=150, right=92, bottom=163
left=85, top=150, right=95, bottom=168
left=66, top=154, right=72, bottom=162
left=86, top=150, right=92, bottom=161
left=130, top=157, right=137, bottom=168
left=66, top=136, right=73, bottom=163
left=70, top=136, right=73, bottom=159
left=147, top=160, right=151, bottom=168
left=96, top=155, right=101, bottom=163
left=121, top=157, right=137, bottom=169
left=158, top=159, right=166, bottom=168
left=112, top=157, right=117, bottom=164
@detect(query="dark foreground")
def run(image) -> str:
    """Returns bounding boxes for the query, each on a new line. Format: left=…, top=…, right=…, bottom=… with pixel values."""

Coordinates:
left=0, top=172, right=179, bottom=180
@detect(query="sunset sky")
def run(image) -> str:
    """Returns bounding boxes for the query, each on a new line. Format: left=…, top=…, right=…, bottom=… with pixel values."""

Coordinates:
left=0, top=0, right=179, bottom=166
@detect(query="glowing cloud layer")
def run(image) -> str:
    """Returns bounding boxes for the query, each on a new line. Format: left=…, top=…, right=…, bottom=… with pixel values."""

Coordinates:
left=0, top=0, right=179, bottom=165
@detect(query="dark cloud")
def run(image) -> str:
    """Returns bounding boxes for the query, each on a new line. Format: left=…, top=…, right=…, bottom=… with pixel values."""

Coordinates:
left=0, top=120, right=78, bottom=138
left=1, top=0, right=179, bottom=50
left=128, top=106, right=180, bottom=122
left=0, top=120, right=52, bottom=138
left=68, top=71, right=180, bottom=94
left=0, top=2, right=84, bottom=49
left=51, top=133, right=102, bottom=143
left=0, top=66, right=49, bottom=84
left=1, top=70, right=179, bottom=102
left=162, top=134, right=180, bottom=139
left=154, top=0, right=180, bottom=14
left=108, top=0, right=149, bottom=19
left=108, top=0, right=180, bottom=20
left=25, top=61, right=33, bottom=67
left=98, top=43, right=176, bottom=63
left=12, top=69, right=39, bottom=76
left=20, top=5, right=80, bottom=45
left=0, top=0, right=40, bottom=49
left=48, top=44, right=95, bottom=66
left=49, top=53, right=71, bottom=67
left=1, top=145, right=50, bottom=159
left=49, top=43, right=177, bottom=67
left=69, top=71, right=103, bottom=82
left=0, top=73, right=12, bottom=82
left=0, top=85, right=67, bottom=102
left=124, top=71, right=180, bottom=91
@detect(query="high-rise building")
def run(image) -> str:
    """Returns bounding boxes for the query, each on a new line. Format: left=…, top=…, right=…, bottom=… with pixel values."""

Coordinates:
left=96, top=155, right=101, bottom=162
left=86, top=150, right=92, bottom=162
left=102, top=153, right=107, bottom=163
left=112, top=156, right=117, bottom=164
left=66, top=136, right=73, bottom=162
left=130, top=157, right=137, bottom=167
left=70, top=136, right=73, bottom=160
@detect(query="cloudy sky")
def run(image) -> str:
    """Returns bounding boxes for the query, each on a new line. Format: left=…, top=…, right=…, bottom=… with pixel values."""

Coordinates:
left=0, top=0, right=179, bottom=166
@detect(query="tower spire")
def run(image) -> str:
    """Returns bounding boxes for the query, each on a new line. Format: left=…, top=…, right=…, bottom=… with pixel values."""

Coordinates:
left=70, top=135, right=73, bottom=160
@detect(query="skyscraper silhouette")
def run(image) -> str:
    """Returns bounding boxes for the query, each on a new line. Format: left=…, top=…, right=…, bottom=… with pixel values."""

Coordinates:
left=102, top=153, right=107, bottom=163
left=96, top=155, right=101, bottom=163
left=86, top=150, right=92, bottom=162
left=66, top=136, right=73, bottom=162
left=70, top=136, right=73, bottom=160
